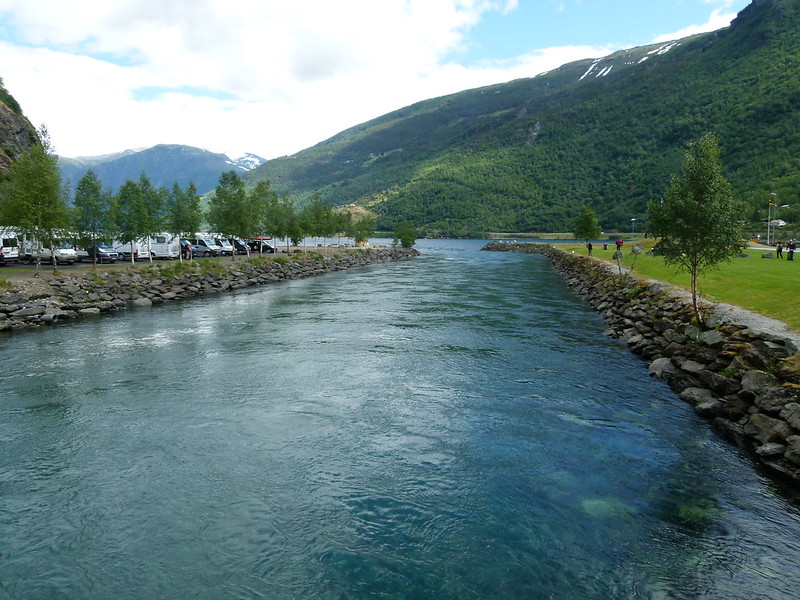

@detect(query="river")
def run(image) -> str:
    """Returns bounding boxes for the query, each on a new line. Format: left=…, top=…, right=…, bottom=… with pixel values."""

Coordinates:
left=1, top=239, right=799, bottom=599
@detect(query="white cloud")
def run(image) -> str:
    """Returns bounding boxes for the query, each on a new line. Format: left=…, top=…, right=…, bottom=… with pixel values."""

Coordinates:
left=0, top=0, right=740, bottom=160
left=652, top=2, right=742, bottom=43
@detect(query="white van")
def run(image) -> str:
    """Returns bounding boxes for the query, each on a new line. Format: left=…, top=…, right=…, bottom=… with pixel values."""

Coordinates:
left=188, top=235, right=222, bottom=256
left=22, top=239, right=78, bottom=264
left=0, top=228, right=20, bottom=264
left=213, top=236, right=235, bottom=256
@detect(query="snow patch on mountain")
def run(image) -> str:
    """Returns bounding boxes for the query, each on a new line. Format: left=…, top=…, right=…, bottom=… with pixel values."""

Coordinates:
left=227, top=153, right=265, bottom=171
left=579, top=59, right=602, bottom=81
left=649, top=41, right=681, bottom=56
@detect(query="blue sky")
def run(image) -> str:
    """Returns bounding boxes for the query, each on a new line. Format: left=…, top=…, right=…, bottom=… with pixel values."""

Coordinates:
left=457, top=1, right=749, bottom=63
left=0, top=0, right=751, bottom=159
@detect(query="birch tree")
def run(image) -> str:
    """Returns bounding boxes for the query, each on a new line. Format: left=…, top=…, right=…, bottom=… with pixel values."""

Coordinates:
left=647, top=133, right=746, bottom=325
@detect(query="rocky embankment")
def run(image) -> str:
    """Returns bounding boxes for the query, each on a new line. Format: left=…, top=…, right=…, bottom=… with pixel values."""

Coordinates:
left=0, top=248, right=420, bottom=331
left=484, top=241, right=800, bottom=485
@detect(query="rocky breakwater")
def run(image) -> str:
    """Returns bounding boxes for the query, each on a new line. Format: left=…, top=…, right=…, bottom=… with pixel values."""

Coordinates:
left=483, top=241, right=800, bottom=485
left=0, top=248, right=420, bottom=332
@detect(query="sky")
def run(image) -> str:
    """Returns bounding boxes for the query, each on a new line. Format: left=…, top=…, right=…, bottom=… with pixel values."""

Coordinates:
left=0, top=0, right=750, bottom=160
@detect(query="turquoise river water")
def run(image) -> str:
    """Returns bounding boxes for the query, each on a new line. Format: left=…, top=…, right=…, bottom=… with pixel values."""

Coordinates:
left=1, top=239, right=799, bottom=599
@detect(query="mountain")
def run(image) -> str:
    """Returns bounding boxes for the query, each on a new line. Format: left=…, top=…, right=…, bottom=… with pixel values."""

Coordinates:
left=59, top=144, right=265, bottom=194
left=0, top=79, right=39, bottom=174
left=244, top=0, right=800, bottom=236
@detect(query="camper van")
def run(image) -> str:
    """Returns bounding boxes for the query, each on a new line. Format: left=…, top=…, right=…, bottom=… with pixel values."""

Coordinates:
left=113, top=240, right=142, bottom=260
left=0, top=228, right=20, bottom=264
left=113, top=234, right=180, bottom=260
left=144, top=234, right=181, bottom=259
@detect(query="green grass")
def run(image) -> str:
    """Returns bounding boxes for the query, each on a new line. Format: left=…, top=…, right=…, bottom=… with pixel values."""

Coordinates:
left=562, top=240, right=800, bottom=331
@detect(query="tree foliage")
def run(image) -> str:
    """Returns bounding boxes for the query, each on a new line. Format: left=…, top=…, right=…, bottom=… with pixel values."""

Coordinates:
left=573, top=204, right=602, bottom=241
left=207, top=171, right=257, bottom=259
left=115, top=179, right=150, bottom=262
left=72, top=169, right=116, bottom=265
left=647, top=133, right=747, bottom=324
left=393, top=221, right=416, bottom=248
left=0, top=126, right=69, bottom=273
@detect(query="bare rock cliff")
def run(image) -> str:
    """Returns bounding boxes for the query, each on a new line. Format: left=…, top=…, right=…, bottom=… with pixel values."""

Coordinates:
left=0, top=82, right=39, bottom=174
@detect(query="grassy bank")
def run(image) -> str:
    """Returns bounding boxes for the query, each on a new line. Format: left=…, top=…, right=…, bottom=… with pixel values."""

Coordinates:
left=558, top=239, right=799, bottom=331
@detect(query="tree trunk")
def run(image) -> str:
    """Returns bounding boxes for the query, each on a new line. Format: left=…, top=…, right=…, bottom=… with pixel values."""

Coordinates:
left=691, top=268, right=701, bottom=326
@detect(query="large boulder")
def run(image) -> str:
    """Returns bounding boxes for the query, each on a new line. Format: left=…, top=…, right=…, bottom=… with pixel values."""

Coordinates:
left=648, top=357, right=675, bottom=379
left=743, top=413, right=795, bottom=445
left=779, top=403, right=800, bottom=431
left=740, top=370, right=779, bottom=394
left=785, top=436, right=800, bottom=466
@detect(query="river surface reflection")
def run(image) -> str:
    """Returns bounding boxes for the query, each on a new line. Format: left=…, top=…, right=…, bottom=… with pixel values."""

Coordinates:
left=1, top=239, right=799, bottom=599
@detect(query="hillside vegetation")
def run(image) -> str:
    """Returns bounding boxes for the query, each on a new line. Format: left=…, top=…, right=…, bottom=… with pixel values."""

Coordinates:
left=245, top=0, right=800, bottom=237
left=59, top=145, right=265, bottom=195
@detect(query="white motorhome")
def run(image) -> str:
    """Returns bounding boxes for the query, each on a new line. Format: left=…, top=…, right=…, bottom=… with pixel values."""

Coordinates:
left=113, top=234, right=180, bottom=260
left=113, top=240, right=143, bottom=260
left=144, top=233, right=181, bottom=259
left=0, top=228, right=20, bottom=264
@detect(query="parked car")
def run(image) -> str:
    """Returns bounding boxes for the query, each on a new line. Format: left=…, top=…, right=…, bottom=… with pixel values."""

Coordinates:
left=247, top=238, right=276, bottom=253
left=230, top=238, right=250, bottom=254
left=23, top=240, right=78, bottom=264
left=79, top=243, right=119, bottom=263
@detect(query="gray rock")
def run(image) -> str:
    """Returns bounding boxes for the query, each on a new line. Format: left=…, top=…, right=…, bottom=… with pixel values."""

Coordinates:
left=695, top=398, right=725, bottom=418
left=755, top=442, right=786, bottom=457
left=754, top=388, right=794, bottom=414
left=11, top=305, right=46, bottom=317
left=785, top=436, right=800, bottom=466
left=698, top=329, right=726, bottom=348
left=648, top=357, right=675, bottom=379
left=680, top=387, right=716, bottom=407
left=779, top=403, right=800, bottom=431
left=740, top=369, right=779, bottom=393
left=680, top=360, right=706, bottom=374
left=743, top=413, right=794, bottom=445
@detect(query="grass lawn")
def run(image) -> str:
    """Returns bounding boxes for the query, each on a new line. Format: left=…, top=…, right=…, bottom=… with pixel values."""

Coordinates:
left=562, top=239, right=800, bottom=332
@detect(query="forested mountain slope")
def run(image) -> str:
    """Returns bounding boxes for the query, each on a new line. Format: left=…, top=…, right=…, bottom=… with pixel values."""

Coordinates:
left=59, top=145, right=265, bottom=194
left=246, top=0, right=800, bottom=235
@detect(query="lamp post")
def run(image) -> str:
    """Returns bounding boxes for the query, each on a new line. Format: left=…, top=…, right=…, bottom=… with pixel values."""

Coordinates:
left=767, top=193, right=776, bottom=245
left=631, top=218, right=636, bottom=240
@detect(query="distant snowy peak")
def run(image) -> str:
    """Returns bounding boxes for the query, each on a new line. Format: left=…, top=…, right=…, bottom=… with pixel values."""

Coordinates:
left=227, top=153, right=266, bottom=171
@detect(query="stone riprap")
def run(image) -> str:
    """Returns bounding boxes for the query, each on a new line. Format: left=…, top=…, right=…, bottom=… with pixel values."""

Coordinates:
left=483, top=241, right=800, bottom=485
left=0, top=248, right=420, bottom=332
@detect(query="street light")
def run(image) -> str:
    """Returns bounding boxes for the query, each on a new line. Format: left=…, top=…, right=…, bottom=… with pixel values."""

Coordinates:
left=631, top=218, right=636, bottom=240
left=767, top=193, right=776, bottom=245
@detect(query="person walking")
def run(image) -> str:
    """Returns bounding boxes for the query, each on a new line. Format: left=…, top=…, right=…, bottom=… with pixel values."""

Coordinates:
left=615, top=237, right=623, bottom=251
left=776, top=241, right=783, bottom=259
left=586, top=242, right=593, bottom=256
